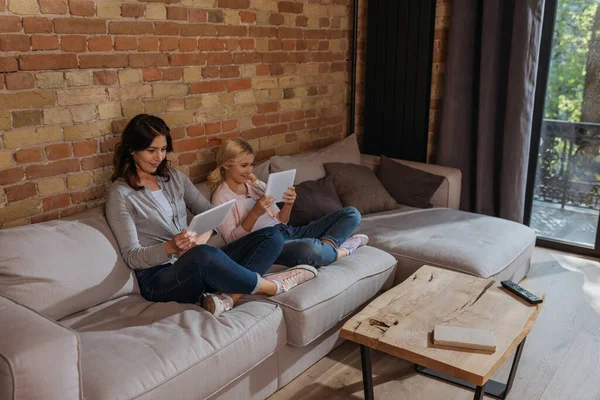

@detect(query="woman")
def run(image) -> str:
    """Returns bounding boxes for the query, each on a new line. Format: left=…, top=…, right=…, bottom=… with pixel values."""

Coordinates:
left=209, top=138, right=368, bottom=268
left=105, top=114, right=317, bottom=317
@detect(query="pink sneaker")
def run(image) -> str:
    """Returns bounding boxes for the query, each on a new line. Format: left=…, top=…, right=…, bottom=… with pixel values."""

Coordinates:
left=263, top=265, right=318, bottom=294
left=340, top=234, right=369, bottom=256
left=201, top=293, right=234, bottom=316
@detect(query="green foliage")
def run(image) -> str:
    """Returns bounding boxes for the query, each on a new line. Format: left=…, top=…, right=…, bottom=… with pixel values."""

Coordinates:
left=544, top=0, right=598, bottom=121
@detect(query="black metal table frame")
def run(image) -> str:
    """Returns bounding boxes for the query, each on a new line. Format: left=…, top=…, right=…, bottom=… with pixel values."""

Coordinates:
left=359, top=337, right=527, bottom=400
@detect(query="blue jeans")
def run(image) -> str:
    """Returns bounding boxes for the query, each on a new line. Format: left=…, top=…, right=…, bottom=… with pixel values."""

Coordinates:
left=135, top=227, right=284, bottom=303
left=275, top=206, right=361, bottom=267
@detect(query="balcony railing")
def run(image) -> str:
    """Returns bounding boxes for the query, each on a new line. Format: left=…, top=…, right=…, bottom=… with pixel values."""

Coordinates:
left=534, top=119, right=600, bottom=210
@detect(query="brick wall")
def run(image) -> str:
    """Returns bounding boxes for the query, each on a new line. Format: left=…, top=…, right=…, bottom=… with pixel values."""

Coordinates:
left=0, top=0, right=450, bottom=228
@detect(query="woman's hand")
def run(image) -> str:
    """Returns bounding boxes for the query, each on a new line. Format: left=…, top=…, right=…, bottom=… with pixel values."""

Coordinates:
left=174, top=229, right=213, bottom=257
left=282, top=186, right=296, bottom=207
left=250, top=195, right=275, bottom=216
left=165, top=229, right=198, bottom=256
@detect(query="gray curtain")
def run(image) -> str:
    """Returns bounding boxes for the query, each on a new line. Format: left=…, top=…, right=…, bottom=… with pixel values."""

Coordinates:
left=437, top=0, right=545, bottom=222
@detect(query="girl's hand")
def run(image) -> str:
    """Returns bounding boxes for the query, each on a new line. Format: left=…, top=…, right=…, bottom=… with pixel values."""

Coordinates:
left=282, top=186, right=296, bottom=206
left=251, top=195, right=275, bottom=216
left=165, top=229, right=196, bottom=256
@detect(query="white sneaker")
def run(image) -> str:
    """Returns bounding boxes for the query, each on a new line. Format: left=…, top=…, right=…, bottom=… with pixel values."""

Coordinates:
left=201, top=293, right=233, bottom=316
left=263, top=265, right=318, bottom=293
left=340, top=234, right=369, bottom=256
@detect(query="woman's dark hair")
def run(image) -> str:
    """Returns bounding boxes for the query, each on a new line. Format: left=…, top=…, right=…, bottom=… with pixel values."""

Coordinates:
left=111, top=114, right=173, bottom=190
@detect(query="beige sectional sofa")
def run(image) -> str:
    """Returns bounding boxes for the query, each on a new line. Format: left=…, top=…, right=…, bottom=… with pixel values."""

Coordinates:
left=0, top=152, right=536, bottom=400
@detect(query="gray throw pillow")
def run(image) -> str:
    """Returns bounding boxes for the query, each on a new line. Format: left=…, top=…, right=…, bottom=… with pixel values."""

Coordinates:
left=323, top=162, right=397, bottom=215
left=287, top=175, right=343, bottom=227
left=377, top=155, right=445, bottom=208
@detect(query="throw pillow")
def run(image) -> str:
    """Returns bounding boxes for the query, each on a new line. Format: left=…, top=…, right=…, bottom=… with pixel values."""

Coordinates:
left=377, top=155, right=445, bottom=208
left=323, top=162, right=397, bottom=215
left=270, top=134, right=362, bottom=184
left=287, top=175, right=343, bottom=227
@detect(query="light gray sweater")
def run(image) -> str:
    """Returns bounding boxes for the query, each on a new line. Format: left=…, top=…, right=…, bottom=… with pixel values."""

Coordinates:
left=105, top=169, right=212, bottom=270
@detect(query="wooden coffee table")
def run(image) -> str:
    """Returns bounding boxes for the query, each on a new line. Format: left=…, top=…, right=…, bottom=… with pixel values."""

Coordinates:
left=340, top=265, right=543, bottom=400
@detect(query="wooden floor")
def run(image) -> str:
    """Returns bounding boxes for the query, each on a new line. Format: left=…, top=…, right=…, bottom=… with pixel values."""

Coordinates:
left=269, top=248, right=600, bottom=400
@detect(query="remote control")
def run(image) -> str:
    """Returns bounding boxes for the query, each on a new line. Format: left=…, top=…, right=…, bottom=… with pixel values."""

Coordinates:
left=501, top=281, right=543, bottom=304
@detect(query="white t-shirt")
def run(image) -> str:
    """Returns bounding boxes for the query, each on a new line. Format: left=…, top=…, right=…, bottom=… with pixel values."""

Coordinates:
left=151, top=189, right=174, bottom=220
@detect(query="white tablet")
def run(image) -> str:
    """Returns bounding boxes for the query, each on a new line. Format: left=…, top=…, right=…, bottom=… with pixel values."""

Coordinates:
left=265, top=169, right=296, bottom=202
left=187, top=199, right=235, bottom=234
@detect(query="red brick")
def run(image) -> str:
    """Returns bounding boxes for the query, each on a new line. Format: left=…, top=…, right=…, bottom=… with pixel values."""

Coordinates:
left=61, top=35, right=87, bottom=52
left=279, top=1, right=303, bottom=13
left=71, top=186, right=105, bottom=204
left=19, top=54, right=78, bottom=71
left=280, top=111, right=293, bottom=122
left=319, top=17, right=330, bottom=28
left=163, top=68, right=182, bottom=81
left=232, top=52, right=261, bottom=64
left=216, top=26, right=247, bottom=37
left=190, top=80, right=226, bottom=94
left=222, top=120, right=237, bottom=132
left=282, top=40, right=295, bottom=51
left=167, top=6, right=187, bottom=20
left=189, top=162, right=217, bottom=179
left=99, top=137, right=119, bottom=153
left=54, top=18, right=106, bottom=34
left=114, top=36, right=137, bottom=51
left=43, top=193, right=70, bottom=211
left=270, top=13, right=284, bottom=25
left=252, top=114, right=266, bottom=126
left=169, top=54, right=206, bottom=67
left=5, top=72, right=35, bottom=90
left=198, top=39, right=225, bottom=51
left=0, top=36, right=30, bottom=52
left=178, top=152, right=197, bottom=166
left=295, top=16, right=308, bottom=27
left=40, top=0, right=68, bottom=14
left=207, top=53, right=233, bottom=65
left=218, top=0, right=250, bottom=8
left=121, top=3, right=144, bottom=18
left=129, top=54, right=169, bottom=68
left=241, top=127, right=268, bottom=140
left=109, top=22, right=154, bottom=35
left=31, top=211, right=60, bottom=224
left=171, top=137, right=209, bottom=152
left=80, top=154, right=111, bottom=170
left=240, top=39, right=254, bottom=50
left=72, top=139, right=97, bottom=157
left=269, top=39, right=282, bottom=51
left=179, top=38, right=197, bottom=52
left=269, top=124, right=288, bottom=135
left=69, top=0, right=95, bottom=16
left=142, top=68, right=162, bottom=82
left=220, top=66, right=240, bottom=78
left=265, top=114, right=279, bottom=124
left=93, top=70, right=118, bottom=86
left=0, top=167, right=24, bottom=186
left=14, top=149, right=43, bottom=164
left=31, top=35, right=60, bottom=51
left=249, top=26, right=278, bottom=38
left=256, top=64, right=269, bottom=75
left=205, top=122, right=221, bottom=135
left=202, top=66, right=220, bottom=78
left=240, top=11, right=255, bottom=23
left=258, top=102, right=278, bottom=113
left=138, top=37, right=159, bottom=52
left=225, top=39, right=239, bottom=50
left=187, top=124, right=205, bottom=137
left=23, top=17, right=53, bottom=33
left=181, top=24, right=216, bottom=37
left=26, top=159, right=80, bottom=179
left=79, top=54, right=128, bottom=68
left=226, top=78, right=251, bottom=91
left=0, top=16, right=21, bottom=33
left=155, top=22, right=180, bottom=36
left=256, top=148, right=275, bottom=161
left=0, top=0, right=4, bottom=11
left=5, top=183, right=37, bottom=202
left=46, top=143, right=72, bottom=160
left=289, top=120, right=305, bottom=131
left=88, top=36, right=112, bottom=51
left=160, top=37, right=179, bottom=51
left=189, top=9, right=206, bottom=23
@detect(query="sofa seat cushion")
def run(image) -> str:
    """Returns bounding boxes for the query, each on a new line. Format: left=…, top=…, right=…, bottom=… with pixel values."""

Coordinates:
left=356, top=208, right=536, bottom=281
left=60, top=295, right=286, bottom=400
left=0, top=206, right=137, bottom=321
left=247, top=246, right=397, bottom=347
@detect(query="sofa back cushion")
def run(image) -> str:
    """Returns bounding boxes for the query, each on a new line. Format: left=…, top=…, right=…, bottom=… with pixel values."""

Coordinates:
left=0, top=206, right=138, bottom=320
left=270, top=134, right=361, bottom=184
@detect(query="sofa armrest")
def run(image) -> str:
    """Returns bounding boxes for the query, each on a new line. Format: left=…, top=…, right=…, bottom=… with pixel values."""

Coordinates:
left=360, top=154, right=462, bottom=209
left=0, top=295, right=82, bottom=400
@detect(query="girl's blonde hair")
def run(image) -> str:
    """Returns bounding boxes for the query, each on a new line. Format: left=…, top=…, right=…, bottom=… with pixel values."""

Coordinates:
left=207, top=138, right=257, bottom=194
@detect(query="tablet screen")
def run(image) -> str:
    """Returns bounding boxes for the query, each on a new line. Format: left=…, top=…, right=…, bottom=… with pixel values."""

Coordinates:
left=265, top=169, right=296, bottom=202
left=187, top=199, right=235, bottom=234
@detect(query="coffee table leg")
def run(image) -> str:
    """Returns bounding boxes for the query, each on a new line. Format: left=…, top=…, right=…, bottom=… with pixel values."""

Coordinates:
left=474, top=385, right=485, bottom=400
left=503, top=336, right=527, bottom=397
left=360, top=345, right=375, bottom=400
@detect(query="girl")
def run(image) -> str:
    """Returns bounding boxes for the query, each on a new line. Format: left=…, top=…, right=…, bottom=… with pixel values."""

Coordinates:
left=105, top=114, right=317, bottom=317
left=209, top=138, right=368, bottom=268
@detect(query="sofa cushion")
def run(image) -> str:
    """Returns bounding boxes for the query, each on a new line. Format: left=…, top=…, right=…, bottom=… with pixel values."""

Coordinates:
left=247, top=246, right=397, bottom=346
left=59, top=295, right=286, bottom=400
left=270, top=134, right=361, bottom=184
left=356, top=208, right=536, bottom=281
left=0, top=206, right=137, bottom=320
left=324, top=162, right=398, bottom=215
left=288, top=175, right=343, bottom=227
